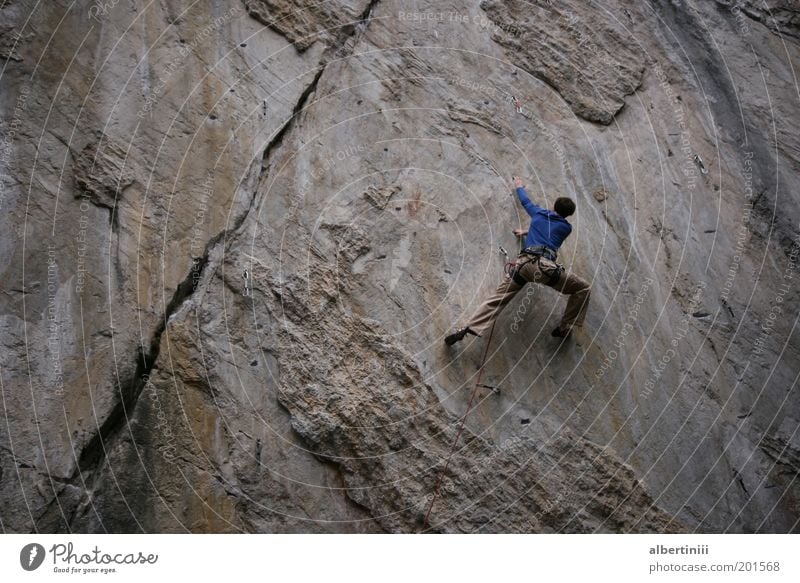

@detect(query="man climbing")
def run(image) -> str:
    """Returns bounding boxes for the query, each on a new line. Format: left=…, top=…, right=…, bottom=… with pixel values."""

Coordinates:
left=445, top=176, right=590, bottom=345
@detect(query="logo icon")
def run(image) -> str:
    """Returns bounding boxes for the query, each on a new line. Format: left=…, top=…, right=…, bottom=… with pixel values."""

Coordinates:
left=20, top=543, right=46, bottom=571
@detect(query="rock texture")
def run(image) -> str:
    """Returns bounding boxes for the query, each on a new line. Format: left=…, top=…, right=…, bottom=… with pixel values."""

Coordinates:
left=715, top=0, right=800, bottom=40
left=243, top=0, right=374, bottom=51
left=0, top=0, right=798, bottom=533
left=480, top=0, right=647, bottom=124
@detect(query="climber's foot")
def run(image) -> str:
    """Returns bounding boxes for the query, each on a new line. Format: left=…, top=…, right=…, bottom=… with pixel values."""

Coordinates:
left=445, top=326, right=477, bottom=346
left=551, top=326, right=572, bottom=339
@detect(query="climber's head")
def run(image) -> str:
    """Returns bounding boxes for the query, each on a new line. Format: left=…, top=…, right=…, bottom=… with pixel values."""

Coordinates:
left=554, top=197, right=576, bottom=218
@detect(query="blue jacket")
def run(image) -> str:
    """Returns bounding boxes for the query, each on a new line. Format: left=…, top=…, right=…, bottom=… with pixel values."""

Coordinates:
left=516, top=187, right=572, bottom=250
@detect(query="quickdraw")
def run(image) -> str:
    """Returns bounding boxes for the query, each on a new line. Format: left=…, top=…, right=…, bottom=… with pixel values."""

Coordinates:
left=499, top=245, right=518, bottom=281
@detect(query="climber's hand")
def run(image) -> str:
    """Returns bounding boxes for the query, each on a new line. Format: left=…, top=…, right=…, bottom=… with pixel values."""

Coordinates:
left=512, top=176, right=524, bottom=189
left=513, top=228, right=527, bottom=237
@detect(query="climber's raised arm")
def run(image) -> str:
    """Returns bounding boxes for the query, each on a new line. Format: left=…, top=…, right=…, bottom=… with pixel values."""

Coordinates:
left=512, top=176, right=540, bottom=217
left=446, top=176, right=586, bottom=347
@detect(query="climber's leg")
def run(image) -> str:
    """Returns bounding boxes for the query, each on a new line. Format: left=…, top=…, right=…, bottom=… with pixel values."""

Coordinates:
left=446, top=275, right=523, bottom=344
left=547, top=268, right=591, bottom=336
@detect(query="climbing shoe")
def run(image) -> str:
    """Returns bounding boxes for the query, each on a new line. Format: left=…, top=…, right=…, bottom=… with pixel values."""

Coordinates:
left=551, top=326, right=571, bottom=339
left=445, top=326, right=477, bottom=346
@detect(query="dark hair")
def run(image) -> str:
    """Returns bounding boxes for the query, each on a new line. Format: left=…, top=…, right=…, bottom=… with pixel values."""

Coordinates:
left=554, top=197, right=576, bottom=218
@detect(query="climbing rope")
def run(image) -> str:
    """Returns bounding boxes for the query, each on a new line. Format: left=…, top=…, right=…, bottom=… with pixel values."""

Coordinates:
left=423, top=182, right=518, bottom=528
left=424, top=316, right=500, bottom=528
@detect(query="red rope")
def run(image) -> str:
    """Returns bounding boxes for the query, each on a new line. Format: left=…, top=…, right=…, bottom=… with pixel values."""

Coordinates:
left=424, top=318, right=499, bottom=528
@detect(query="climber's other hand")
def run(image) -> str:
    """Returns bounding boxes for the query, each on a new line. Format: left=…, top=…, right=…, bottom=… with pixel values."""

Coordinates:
left=512, top=176, right=524, bottom=189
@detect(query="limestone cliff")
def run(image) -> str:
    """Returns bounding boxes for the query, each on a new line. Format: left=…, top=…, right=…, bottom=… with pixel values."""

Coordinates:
left=1, top=0, right=798, bottom=533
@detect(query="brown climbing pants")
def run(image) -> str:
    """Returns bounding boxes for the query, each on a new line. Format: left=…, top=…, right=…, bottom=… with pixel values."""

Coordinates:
left=464, top=256, right=591, bottom=336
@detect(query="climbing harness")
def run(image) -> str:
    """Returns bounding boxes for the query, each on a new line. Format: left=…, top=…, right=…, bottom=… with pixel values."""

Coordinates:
left=504, top=245, right=565, bottom=287
left=521, top=244, right=558, bottom=262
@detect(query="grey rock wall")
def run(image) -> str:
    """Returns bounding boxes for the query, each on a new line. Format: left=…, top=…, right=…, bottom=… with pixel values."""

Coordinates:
left=0, top=0, right=798, bottom=533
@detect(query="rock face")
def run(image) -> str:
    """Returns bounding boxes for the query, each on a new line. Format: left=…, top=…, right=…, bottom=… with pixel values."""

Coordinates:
left=715, top=0, right=800, bottom=40
left=480, top=0, right=647, bottom=124
left=243, top=0, right=374, bottom=51
left=0, top=0, right=798, bottom=533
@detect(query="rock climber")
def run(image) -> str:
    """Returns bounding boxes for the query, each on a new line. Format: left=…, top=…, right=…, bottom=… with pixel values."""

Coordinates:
left=444, top=176, right=590, bottom=345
